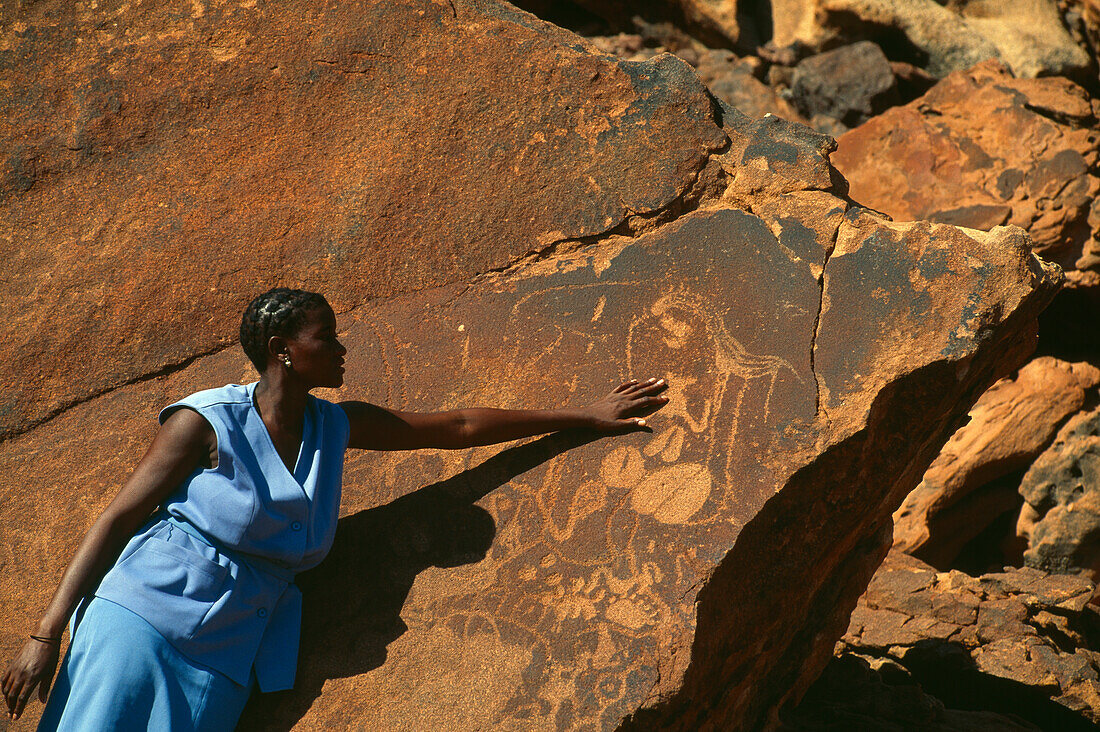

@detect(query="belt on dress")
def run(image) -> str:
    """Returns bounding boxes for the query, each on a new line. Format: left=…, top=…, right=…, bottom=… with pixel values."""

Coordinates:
left=164, top=516, right=297, bottom=585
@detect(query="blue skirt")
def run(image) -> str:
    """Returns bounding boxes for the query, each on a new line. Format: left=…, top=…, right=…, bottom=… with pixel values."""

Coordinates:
left=37, top=597, right=253, bottom=731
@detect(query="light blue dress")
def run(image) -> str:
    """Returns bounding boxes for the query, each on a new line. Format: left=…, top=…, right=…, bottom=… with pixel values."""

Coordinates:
left=38, top=383, right=350, bottom=730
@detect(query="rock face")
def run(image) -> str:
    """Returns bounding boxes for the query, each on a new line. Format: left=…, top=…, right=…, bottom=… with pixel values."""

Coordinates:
left=1019, top=406, right=1100, bottom=581
left=0, top=0, right=729, bottom=440
left=0, top=1, right=1063, bottom=731
left=833, top=61, right=1100, bottom=275
left=894, top=358, right=1100, bottom=570
left=769, top=0, right=1091, bottom=79
left=837, top=550, right=1100, bottom=729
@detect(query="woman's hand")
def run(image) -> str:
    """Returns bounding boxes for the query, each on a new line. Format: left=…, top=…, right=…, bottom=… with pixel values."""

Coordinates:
left=3, top=638, right=60, bottom=721
left=584, top=378, right=670, bottom=431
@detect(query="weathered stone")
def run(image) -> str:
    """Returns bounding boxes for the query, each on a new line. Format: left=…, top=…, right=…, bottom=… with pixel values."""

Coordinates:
left=790, top=42, right=900, bottom=129
left=833, top=61, right=1100, bottom=274
left=894, top=357, right=1100, bottom=569
left=839, top=550, right=1100, bottom=727
left=768, top=0, right=1091, bottom=79
left=0, top=1, right=1064, bottom=730
left=0, top=0, right=730, bottom=440
left=1019, top=406, right=1100, bottom=583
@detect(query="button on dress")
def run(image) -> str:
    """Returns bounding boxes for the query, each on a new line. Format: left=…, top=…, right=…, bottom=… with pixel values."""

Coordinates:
left=38, top=383, right=350, bottom=730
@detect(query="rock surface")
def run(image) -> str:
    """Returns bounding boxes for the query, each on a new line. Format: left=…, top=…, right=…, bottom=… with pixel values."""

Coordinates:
left=0, top=0, right=729, bottom=440
left=1, top=202, right=1056, bottom=731
left=694, top=49, right=809, bottom=124
left=837, top=550, right=1100, bottom=729
left=1019, top=405, right=1100, bottom=582
left=0, top=1, right=1064, bottom=730
left=790, top=41, right=900, bottom=133
left=833, top=61, right=1100, bottom=274
left=769, top=0, right=1091, bottom=79
left=894, top=357, right=1100, bottom=570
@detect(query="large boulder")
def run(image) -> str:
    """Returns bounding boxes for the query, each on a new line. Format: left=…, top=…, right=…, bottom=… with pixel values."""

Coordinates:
left=1019, top=406, right=1100, bottom=582
left=894, top=357, right=1100, bottom=570
left=0, top=0, right=730, bottom=440
left=769, top=0, right=1091, bottom=79
left=833, top=61, right=1100, bottom=275
left=0, top=1, right=1061, bottom=730
left=837, top=550, right=1100, bottom=729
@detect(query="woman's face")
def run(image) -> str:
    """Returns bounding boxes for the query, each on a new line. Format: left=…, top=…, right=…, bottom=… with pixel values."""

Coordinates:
left=282, top=305, right=347, bottom=388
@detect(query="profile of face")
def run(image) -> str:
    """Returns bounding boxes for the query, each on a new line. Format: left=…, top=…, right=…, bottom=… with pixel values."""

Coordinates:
left=275, top=304, right=348, bottom=389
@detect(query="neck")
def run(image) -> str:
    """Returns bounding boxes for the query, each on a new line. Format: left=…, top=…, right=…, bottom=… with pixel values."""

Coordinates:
left=253, top=371, right=309, bottom=427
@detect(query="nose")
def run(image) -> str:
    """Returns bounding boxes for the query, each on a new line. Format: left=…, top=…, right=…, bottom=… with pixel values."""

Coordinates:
left=336, top=340, right=347, bottom=357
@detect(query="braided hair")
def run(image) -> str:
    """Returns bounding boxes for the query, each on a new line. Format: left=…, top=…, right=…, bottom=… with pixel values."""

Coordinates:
left=239, top=288, right=329, bottom=372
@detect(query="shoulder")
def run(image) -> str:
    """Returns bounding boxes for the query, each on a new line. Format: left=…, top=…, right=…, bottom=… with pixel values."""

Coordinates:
left=159, top=383, right=252, bottom=425
left=312, top=394, right=351, bottom=439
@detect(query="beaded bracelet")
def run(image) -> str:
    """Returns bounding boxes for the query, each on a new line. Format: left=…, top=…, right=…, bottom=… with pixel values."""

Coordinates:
left=29, top=634, right=61, bottom=644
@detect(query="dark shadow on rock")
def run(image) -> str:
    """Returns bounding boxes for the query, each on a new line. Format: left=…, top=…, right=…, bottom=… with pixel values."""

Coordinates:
left=900, top=639, right=1098, bottom=732
left=235, top=429, right=605, bottom=731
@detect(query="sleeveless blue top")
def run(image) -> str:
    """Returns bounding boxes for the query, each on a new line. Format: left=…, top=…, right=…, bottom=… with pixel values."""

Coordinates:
left=92, top=383, right=350, bottom=692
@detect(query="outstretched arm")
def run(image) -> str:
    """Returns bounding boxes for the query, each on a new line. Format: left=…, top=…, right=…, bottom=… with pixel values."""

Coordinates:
left=2, top=409, right=212, bottom=722
left=341, top=378, right=669, bottom=451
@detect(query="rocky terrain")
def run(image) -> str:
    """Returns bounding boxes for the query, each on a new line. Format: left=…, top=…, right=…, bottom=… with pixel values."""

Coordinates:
left=1, top=0, right=1097, bottom=730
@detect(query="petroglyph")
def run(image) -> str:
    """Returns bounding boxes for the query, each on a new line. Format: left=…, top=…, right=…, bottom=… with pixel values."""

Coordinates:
left=303, top=209, right=823, bottom=729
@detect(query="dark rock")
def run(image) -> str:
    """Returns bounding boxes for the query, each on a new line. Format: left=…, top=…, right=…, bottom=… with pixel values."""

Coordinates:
left=1019, top=406, right=1100, bottom=584
left=791, top=42, right=900, bottom=129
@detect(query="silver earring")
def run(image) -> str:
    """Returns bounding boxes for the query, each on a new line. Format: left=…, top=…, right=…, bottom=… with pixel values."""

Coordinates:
left=281, top=355, right=292, bottom=367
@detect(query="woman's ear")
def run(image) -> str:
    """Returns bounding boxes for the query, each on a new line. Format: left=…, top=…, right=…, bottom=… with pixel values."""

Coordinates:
left=266, top=335, right=289, bottom=368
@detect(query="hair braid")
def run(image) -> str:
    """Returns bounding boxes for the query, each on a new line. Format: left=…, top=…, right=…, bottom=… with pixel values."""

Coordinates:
left=239, top=288, right=329, bottom=371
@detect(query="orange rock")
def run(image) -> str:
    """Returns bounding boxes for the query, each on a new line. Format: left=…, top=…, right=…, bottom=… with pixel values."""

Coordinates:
left=893, top=357, right=1100, bottom=568
left=0, top=0, right=729, bottom=439
left=833, top=61, right=1100, bottom=274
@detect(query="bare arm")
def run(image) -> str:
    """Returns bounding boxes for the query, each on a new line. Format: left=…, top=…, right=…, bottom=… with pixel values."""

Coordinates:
left=2, top=409, right=212, bottom=721
left=342, top=378, right=669, bottom=451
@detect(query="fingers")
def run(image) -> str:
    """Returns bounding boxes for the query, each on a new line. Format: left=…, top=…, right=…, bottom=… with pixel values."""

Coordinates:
left=613, top=380, right=639, bottom=393
left=15, top=677, right=36, bottom=719
left=623, top=377, right=667, bottom=394
left=6, top=677, right=25, bottom=720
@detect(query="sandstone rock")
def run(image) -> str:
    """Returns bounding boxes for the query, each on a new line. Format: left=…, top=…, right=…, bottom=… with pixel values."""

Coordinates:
left=791, top=42, right=900, bottom=130
left=769, top=0, right=1091, bottom=79
left=0, top=1, right=1062, bottom=730
left=1019, top=406, right=1100, bottom=581
left=893, top=357, right=1100, bottom=569
left=0, top=0, right=730, bottom=440
left=1, top=199, right=1056, bottom=730
left=833, top=61, right=1100, bottom=274
left=839, top=550, right=1100, bottom=728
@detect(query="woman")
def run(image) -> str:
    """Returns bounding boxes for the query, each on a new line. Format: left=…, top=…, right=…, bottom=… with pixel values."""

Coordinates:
left=3, top=288, right=669, bottom=728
